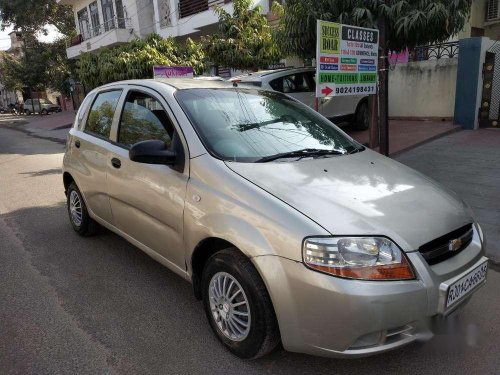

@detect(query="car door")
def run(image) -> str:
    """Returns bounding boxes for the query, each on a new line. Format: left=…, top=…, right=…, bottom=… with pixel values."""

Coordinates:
left=305, top=71, right=364, bottom=118
left=73, top=89, right=123, bottom=224
left=106, top=87, right=189, bottom=271
left=269, top=72, right=316, bottom=110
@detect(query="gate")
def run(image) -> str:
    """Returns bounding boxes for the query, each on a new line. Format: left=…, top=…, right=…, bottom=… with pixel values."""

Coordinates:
left=479, top=48, right=500, bottom=128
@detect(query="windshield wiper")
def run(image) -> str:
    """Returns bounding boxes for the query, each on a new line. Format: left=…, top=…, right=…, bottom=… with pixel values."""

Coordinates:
left=256, top=148, right=346, bottom=163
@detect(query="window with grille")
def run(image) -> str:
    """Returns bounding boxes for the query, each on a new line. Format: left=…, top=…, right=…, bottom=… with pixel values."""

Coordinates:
left=487, top=0, right=500, bottom=21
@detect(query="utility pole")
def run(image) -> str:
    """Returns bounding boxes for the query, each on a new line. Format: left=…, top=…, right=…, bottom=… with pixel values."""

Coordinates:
left=378, top=1, right=390, bottom=156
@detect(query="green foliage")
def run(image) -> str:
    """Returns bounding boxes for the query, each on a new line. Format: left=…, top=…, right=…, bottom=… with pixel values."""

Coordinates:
left=273, top=0, right=473, bottom=58
left=76, top=34, right=208, bottom=90
left=0, top=36, right=49, bottom=91
left=0, top=36, right=74, bottom=96
left=0, top=0, right=75, bottom=36
left=202, top=0, right=281, bottom=70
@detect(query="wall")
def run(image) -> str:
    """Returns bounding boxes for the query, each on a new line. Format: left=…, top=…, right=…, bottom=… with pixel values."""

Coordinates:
left=389, top=58, right=458, bottom=119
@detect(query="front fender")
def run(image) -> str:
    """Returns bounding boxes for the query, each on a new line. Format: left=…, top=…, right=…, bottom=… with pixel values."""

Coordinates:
left=185, top=210, right=275, bottom=261
left=184, top=155, right=330, bottom=272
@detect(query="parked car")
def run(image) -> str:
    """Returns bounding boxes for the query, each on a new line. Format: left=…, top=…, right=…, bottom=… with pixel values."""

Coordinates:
left=24, top=98, right=61, bottom=115
left=63, top=79, right=488, bottom=359
left=230, top=67, right=369, bottom=130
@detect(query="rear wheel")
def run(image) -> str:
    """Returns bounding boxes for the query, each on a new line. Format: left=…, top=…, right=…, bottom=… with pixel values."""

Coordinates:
left=353, top=100, right=369, bottom=131
left=201, top=249, right=280, bottom=359
left=24, top=109, right=31, bottom=115
left=66, top=182, right=98, bottom=236
left=41, top=108, right=48, bottom=115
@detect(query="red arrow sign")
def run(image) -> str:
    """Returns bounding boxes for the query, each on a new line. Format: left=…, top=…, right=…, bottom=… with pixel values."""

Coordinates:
left=321, top=86, right=333, bottom=96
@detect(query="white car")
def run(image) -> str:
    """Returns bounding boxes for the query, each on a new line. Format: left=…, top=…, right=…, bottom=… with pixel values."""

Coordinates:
left=230, top=67, right=369, bottom=130
left=24, top=98, right=61, bottom=115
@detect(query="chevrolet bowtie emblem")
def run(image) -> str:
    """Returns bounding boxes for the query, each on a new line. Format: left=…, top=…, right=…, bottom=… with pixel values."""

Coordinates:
left=449, top=238, right=462, bottom=252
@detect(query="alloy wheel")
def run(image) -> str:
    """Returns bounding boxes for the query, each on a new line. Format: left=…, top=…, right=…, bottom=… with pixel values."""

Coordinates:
left=209, top=272, right=251, bottom=342
left=69, top=190, right=83, bottom=227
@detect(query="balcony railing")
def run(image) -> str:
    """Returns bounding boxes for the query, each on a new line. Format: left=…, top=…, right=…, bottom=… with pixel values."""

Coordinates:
left=68, top=17, right=132, bottom=47
left=178, top=0, right=229, bottom=19
left=409, top=41, right=459, bottom=62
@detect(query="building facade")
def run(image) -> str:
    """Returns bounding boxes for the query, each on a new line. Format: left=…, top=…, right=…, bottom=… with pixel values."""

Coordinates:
left=59, top=0, right=270, bottom=59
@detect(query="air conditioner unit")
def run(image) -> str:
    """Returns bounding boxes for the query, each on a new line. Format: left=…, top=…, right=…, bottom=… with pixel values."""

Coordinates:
left=487, top=0, right=500, bottom=21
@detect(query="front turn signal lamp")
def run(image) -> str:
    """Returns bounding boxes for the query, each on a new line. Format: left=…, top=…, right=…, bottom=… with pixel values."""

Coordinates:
left=302, top=237, right=415, bottom=281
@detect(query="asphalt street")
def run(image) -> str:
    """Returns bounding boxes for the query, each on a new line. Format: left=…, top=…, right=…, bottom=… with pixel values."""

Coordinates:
left=1, top=125, right=499, bottom=374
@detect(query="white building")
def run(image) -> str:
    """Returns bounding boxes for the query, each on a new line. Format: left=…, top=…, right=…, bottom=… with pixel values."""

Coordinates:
left=59, top=0, right=270, bottom=59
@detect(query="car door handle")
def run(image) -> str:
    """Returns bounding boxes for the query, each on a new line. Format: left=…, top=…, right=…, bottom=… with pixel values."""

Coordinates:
left=111, top=158, right=121, bottom=169
left=75, top=140, right=80, bottom=148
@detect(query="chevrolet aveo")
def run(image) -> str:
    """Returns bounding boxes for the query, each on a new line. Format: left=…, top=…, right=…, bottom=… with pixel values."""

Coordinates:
left=63, top=79, right=488, bottom=359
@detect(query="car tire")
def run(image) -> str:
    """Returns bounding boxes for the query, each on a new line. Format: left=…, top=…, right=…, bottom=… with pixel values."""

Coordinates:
left=66, top=182, right=98, bottom=236
left=201, top=248, right=280, bottom=359
left=353, top=100, right=369, bottom=131
left=41, top=109, right=48, bottom=115
left=24, top=109, right=31, bottom=115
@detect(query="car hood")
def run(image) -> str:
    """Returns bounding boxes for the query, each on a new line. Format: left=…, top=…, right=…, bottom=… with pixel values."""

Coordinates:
left=225, top=150, right=472, bottom=252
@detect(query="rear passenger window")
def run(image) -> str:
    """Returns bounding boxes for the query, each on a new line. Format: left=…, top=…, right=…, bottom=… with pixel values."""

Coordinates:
left=85, top=90, right=122, bottom=139
left=117, top=91, right=174, bottom=148
left=269, top=73, right=313, bottom=93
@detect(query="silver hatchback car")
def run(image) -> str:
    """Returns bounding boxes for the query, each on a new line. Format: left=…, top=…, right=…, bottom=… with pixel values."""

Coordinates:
left=63, top=79, right=488, bottom=359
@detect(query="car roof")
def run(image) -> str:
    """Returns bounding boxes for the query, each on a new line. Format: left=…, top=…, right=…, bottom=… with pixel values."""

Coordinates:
left=231, top=67, right=315, bottom=82
left=100, top=78, right=266, bottom=91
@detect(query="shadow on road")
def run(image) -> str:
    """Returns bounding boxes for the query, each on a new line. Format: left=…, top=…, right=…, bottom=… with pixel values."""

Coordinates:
left=1, top=202, right=498, bottom=375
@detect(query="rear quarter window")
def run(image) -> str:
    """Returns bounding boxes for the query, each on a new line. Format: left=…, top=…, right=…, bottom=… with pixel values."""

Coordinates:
left=76, top=93, right=95, bottom=130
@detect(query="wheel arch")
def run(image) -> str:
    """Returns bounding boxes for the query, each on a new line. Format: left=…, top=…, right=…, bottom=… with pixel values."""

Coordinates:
left=191, top=238, right=250, bottom=300
left=355, top=96, right=369, bottom=114
left=63, top=171, right=75, bottom=194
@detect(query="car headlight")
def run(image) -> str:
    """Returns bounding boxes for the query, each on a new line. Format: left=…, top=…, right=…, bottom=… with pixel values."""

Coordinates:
left=303, top=237, right=415, bottom=281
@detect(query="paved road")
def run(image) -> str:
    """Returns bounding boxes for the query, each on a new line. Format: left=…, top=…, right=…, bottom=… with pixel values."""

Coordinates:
left=1, top=126, right=499, bottom=374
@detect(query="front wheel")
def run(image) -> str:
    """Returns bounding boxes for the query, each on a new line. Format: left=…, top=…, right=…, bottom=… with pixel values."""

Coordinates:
left=201, top=249, right=280, bottom=359
left=41, top=109, right=48, bottom=115
left=353, top=100, right=369, bottom=131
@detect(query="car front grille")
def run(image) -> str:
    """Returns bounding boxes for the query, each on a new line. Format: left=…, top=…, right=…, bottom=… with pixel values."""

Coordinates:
left=418, top=224, right=474, bottom=265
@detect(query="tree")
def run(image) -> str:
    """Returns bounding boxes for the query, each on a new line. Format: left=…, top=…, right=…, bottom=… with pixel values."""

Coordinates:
left=273, top=0, right=472, bottom=155
left=0, top=0, right=74, bottom=36
left=76, top=34, right=208, bottom=90
left=202, top=0, right=281, bottom=71
left=0, top=36, right=49, bottom=92
left=0, top=0, right=75, bottom=100
left=0, top=35, right=74, bottom=100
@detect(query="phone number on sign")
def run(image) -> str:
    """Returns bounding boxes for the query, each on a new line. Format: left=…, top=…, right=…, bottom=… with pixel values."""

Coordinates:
left=335, top=86, right=376, bottom=95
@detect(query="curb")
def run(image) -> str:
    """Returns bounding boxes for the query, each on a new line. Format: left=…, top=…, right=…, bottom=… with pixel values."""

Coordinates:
left=390, top=127, right=462, bottom=157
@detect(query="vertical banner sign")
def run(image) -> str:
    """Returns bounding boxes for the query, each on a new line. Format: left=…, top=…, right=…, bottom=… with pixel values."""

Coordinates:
left=316, top=21, right=379, bottom=97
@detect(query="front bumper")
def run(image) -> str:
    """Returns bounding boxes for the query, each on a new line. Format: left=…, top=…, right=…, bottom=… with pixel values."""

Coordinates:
left=252, top=232, right=487, bottom=358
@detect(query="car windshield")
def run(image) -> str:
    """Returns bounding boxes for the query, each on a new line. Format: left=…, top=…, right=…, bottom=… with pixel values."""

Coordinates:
left=175, top=88, right=363, bottom=163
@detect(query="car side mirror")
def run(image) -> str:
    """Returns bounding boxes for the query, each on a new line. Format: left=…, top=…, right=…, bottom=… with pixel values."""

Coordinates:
left=129, top=140, right=176, bottom=165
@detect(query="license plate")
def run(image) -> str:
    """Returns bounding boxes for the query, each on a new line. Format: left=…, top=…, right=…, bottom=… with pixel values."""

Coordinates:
left=446, top=262, right=488, bottom=309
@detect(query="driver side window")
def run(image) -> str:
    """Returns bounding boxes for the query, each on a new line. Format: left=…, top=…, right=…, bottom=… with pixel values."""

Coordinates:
left=118, top=91, right=174, bottom=148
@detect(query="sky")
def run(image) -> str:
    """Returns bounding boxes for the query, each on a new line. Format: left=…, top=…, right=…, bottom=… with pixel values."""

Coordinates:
left=0, top=24, right=62, bottom=50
